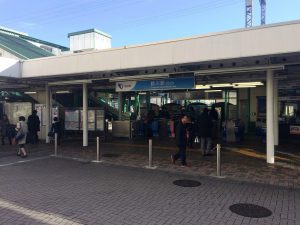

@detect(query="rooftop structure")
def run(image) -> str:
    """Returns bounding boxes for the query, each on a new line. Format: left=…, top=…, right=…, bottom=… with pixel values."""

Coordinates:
left=0, top=26, right=69, bottom=60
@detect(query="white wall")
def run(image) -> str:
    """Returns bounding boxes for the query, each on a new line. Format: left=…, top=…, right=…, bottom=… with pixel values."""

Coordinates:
left=0, top=48, right=20, bottom=60
left=0, top=57, right=21, bottom=78
left=70, top=32, right=111, bottom=52
left=22, top=20, right=300, bottom=78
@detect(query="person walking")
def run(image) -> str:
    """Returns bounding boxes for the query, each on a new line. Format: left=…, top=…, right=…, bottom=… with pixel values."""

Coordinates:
left=16, top=116, right=28, bottom=158
left=209, top=104, right=220, bottom=142
left=0, top=114, right=12, bottom=145
left=171, top=115, right=189, bottom=167
left=27, top=110, right=40, bottom=144
left=50, top=117, right=62, bottom=145
left=197, top=108, right=213, bottom=156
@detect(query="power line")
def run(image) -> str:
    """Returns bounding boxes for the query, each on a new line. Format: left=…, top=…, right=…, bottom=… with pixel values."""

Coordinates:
left=107, top=0, right=242, bottom=31
left=1, top=0, right=144, bottom=25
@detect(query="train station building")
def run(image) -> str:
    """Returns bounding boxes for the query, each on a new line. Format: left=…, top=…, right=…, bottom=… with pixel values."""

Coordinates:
left=1, top=20, right=300, bottom=164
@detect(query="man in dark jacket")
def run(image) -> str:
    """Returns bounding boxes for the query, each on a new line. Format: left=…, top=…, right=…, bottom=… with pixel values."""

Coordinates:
left=51, top=117, right=62, bottom=145
left=27, top=110, right=40, bottom=144
left=197, top=108, right=213, bottom=156
left=171, top=115, right=189, bottom=166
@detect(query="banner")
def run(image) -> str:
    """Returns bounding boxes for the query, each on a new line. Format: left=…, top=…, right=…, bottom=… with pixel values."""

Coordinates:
left=116, top=77, right=195, bottom=92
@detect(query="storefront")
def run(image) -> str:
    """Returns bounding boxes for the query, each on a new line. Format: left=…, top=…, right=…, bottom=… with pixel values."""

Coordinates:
left=113, top=75, right=243, bottom=141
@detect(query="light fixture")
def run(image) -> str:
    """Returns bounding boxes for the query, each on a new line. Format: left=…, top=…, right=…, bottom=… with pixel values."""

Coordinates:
left=195, top=85, right=210, bottom=90
left=233, top=85, right=256, bottom=88
left=204, top=90, right=222, bottom=93
left=56, top=90, right=71, bottom=94
left=233, top=82, right=264, bottom=86
left=24, top=91, right=37, bottom=94
left=211, top=83, right=233, bottom=88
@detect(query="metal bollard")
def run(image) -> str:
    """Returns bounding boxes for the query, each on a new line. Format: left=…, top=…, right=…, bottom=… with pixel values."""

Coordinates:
left=145, top=139, right=157, bottom=169
left=54, top=133, right=58, bottom=156
left=149, top=139, right=153, bottom=167
left=217, top=144, right=221, bottom=177
left=92, top=137, right=102, bottom=163
left=96, top=137, right=100, bottom=162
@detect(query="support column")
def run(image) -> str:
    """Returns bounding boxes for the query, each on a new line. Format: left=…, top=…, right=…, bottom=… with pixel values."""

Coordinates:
left=274, top=78, right=279, bottom=146
left=49, top=88, right=53, bottom=123
left=118, top=92, right=122, bottom=120
left=83, top=83, right=88, bottom=147
left=45, top=85, right=50, bottom=143
left=266, top=70, right=275, bottom=164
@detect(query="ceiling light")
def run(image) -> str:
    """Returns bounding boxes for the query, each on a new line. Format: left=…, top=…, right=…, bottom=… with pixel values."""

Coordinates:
left=233, top=82, right=264, bottom=86
left=204, top=90, right=222, bottom=93
left=56, top=90, right=71, bottom=94
left=234, top=85, right=256, bottom=88
left=195, top=85, right=210, bottom=90
left=211, top=83, right=233, bottom=88
left=24, top=91, right=37, bottom=94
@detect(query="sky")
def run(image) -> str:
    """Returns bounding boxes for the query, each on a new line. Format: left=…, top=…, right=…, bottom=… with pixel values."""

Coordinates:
left=1, top=0, right=300, bottom=48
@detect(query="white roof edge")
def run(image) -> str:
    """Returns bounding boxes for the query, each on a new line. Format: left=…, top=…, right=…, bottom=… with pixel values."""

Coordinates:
left=24, top=19, right=300, bottom=62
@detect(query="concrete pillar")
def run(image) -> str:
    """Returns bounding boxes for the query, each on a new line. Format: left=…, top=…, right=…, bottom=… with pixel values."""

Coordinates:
left=274, top=78, right=279, bottom=146
left=45, top=85, right=50, bottom=143
left=49, top=89, right=53, bottom=123
left=118, top=92, right=122, bottom=120
left=266, top=70, right=275, bottom=164
left=83, top=83, right=88, bottom=147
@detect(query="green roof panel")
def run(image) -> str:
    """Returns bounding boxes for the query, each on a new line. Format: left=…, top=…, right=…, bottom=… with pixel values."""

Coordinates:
left=0, top=32, right=54, bottom=59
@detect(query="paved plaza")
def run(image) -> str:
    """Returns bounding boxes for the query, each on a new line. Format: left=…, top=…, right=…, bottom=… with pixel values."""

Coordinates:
left=0, top=143, right=299, bottom=225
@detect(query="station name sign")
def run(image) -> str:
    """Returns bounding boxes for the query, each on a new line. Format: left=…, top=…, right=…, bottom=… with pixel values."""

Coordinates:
left=115, top=77, right=195, bottom=92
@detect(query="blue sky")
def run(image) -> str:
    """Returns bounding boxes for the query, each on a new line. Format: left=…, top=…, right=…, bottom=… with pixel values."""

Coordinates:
left=1, top=0, right=300, bottom=48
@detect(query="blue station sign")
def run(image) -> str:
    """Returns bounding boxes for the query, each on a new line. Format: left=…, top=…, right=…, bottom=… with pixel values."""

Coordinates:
left=116, top=77, right=195, bottom=92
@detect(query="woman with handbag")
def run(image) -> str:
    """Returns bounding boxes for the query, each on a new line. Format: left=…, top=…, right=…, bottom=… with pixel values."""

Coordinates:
left=15, top=116, right=28, bottom=158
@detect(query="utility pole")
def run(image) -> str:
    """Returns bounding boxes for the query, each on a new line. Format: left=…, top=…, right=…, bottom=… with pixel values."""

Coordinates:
left=245, top=0, right=266, bottom=27
left=260, top=0, right=266, bottom=25
left=245, top=0, right=253, bottom=28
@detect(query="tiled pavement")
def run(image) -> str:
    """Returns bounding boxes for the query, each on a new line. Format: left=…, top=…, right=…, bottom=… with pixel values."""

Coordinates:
left=1, top=138, right=300, bottom=189
left=0, top=156, right=299, bottom=225
left=45, top=138, right=300, bottom=189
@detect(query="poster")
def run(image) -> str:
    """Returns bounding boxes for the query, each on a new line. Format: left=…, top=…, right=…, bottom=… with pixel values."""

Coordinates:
left=65, top=110, right=79, bottom=130
left=96, top=110, right=105, bottom=131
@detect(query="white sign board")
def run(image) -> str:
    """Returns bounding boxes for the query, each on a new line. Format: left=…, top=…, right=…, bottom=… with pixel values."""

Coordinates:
left=290, top=125, right=300, bottom=135
left=116, top=81, right=137, bottom=92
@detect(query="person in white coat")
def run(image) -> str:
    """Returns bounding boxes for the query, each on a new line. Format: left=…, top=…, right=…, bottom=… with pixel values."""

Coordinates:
left=16, top=116, right=28, bottom=158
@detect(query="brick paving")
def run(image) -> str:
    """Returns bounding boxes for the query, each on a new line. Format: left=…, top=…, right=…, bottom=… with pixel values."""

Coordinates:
left=43, top=138, right=300, bottom=189
left=0, top=156, right=299, bottom=225
left=1, top=137, right=300, bottom=189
